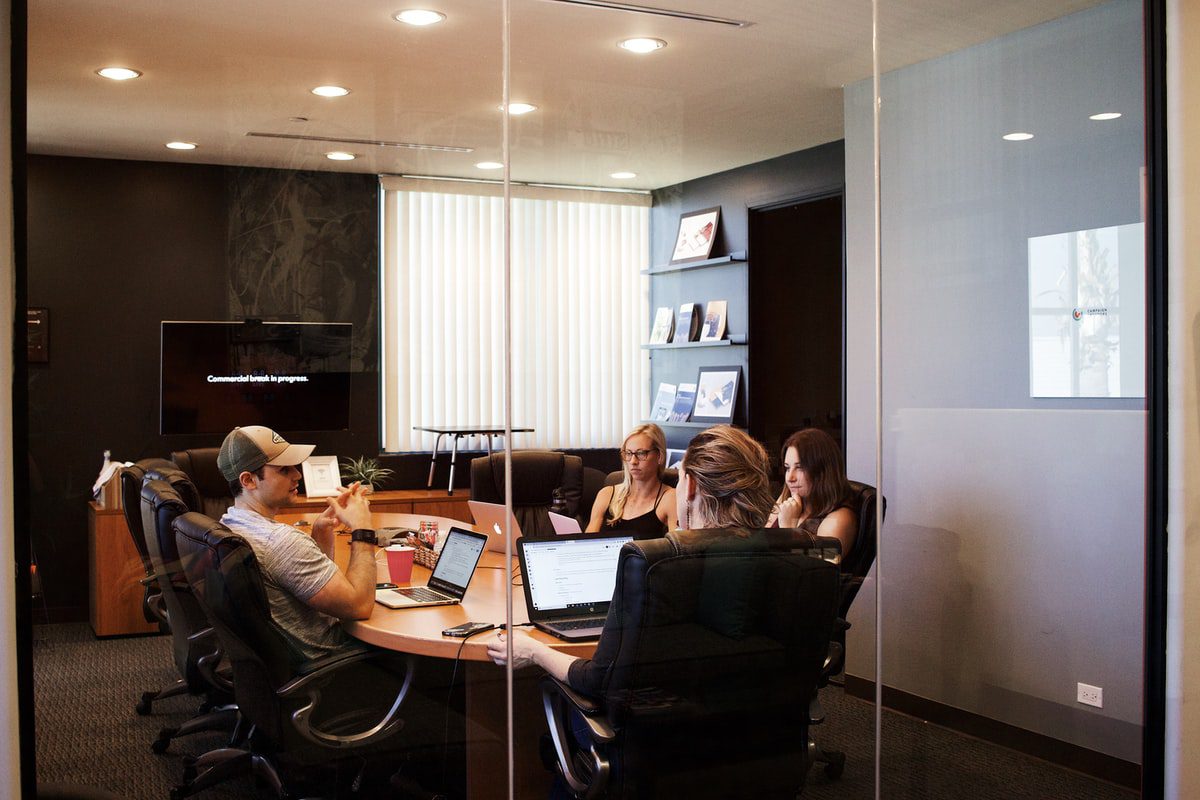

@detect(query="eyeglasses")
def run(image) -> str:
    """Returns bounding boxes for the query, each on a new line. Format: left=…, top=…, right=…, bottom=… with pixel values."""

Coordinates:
left=620, top=448, right=658, bottom=462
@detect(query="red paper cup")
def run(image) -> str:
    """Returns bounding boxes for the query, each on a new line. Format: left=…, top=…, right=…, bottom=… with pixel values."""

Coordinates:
left=386, top=545, right=415, bottom=584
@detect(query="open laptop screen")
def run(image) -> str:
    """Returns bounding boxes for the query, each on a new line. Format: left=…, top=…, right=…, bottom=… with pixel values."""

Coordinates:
left=521, top=535, right=632, bottom=614
left=428, top=528, right=487, bottom=596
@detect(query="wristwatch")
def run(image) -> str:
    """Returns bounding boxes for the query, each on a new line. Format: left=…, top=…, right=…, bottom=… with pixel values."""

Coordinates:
left=350, top=528, right=377, bottom=545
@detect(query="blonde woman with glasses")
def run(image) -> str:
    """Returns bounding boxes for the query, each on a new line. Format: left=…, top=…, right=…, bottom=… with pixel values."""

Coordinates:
left=585, top=423, right=677, bottom=537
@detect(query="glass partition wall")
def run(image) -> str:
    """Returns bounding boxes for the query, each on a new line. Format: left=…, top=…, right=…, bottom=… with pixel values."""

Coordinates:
left=24, top=0, right=1157, bottom=796
left=867, top=0, right=1148, bottom=797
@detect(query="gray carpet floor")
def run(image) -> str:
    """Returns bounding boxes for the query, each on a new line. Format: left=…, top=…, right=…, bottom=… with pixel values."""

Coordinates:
left=33, top=623, right=1139, bottom=799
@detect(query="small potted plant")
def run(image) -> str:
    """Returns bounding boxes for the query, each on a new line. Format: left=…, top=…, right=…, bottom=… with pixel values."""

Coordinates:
left=339, top=456, right=394, bottom=494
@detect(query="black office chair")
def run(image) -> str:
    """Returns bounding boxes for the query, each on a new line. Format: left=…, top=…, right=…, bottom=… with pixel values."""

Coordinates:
left=470, top=450, right=584, bottom=535
left=540, top=528, right=840, bottom=799
left=171, top=512, right=416, bottom=800
left=119, top=459, right=182, bottom=716
left=808, top=479, right=885, bottom=778
left=171, top=447, right=233, bottom=519
left=140, top=476, right=237, bottom=753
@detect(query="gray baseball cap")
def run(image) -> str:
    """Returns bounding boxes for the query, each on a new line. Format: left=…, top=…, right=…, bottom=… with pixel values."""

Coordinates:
left=217, top=425, right=315, bottom=481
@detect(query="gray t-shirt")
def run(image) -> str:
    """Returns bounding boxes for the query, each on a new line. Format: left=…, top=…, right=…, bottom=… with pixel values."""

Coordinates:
left=221, top=506, right=347, bottom=660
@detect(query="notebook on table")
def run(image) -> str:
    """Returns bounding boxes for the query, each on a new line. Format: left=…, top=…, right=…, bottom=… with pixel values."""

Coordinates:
left=375, top=527, right=488, bottom=609
left=517, top=533, right=633, bottom=641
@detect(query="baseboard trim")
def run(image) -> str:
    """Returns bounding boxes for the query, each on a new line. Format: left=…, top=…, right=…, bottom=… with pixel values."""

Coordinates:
left=843, top=675, right=1141, bottom=790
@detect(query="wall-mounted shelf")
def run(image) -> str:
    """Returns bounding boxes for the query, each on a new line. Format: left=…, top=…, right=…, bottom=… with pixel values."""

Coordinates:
left=642, top=420, right=742, bottom=429
left=642, top=251, right=747, bottom=276
left=642, top=338, right=746, bottom=351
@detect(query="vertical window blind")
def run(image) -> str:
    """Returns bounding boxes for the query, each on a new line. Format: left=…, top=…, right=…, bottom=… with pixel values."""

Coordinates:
left=379, top=179, right=650, bottom=452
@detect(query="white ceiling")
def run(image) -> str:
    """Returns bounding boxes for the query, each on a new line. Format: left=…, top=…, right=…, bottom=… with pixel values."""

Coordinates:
left=28, top=0, right=1101, bottom=190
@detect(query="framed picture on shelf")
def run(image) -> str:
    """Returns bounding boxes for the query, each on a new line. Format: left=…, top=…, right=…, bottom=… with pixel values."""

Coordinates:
left=302, top=455, right=343, bottom=497
left=669, top=206, right=721, bottom=265
left=665, top=448, right=686, bottom=471
left=691, top=366, right=741, bottom=424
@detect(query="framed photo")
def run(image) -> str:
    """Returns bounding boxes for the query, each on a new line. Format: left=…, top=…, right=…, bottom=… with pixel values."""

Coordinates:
left=691, top=366, right=741, bottom=424
left=669, top=206, right=721, bottom=265
left=302, top=455, right=343, bottom=498
left=664, top=448, right=686, bottom=471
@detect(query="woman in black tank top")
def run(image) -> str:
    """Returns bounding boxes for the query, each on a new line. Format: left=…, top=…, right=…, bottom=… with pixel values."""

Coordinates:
left=585, top=424, right=677, bottom=538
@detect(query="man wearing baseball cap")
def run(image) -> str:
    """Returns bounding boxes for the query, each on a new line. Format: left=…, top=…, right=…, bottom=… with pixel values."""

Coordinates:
left=218, top=425, right=378, bottom=659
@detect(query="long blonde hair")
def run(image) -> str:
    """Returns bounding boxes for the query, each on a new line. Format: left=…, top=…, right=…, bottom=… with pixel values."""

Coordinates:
left=680, top=425, right=773, bottom=529
left=606, top=423, right=667, bottom=525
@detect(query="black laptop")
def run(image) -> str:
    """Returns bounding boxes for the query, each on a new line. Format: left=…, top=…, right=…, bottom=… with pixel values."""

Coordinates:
left=517, top=533, right=633, bottom=641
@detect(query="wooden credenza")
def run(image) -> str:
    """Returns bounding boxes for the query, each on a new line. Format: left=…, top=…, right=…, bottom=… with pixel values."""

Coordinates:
left=88, top=489, right=472, bottom=637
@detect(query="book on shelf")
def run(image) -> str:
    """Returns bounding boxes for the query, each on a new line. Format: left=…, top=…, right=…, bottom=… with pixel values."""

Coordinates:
left=648, top=306, right=675, bottom=344
left=675, top=302, right=702, bottom=342
left=699, top=300, right=728, bottom=342
left=650, top=383, right=677, bottom=422
left=669, top=382, right=697, bottom=422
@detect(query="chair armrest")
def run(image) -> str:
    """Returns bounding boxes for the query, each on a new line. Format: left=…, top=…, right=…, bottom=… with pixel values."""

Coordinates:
left=279, top=650, right=415, bottom=749
left=185, top=627, right=233, bottom=693
left=541, top=677, right=614, bottom=800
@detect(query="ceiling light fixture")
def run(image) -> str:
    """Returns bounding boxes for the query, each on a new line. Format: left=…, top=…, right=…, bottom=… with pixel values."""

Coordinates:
left=311, top=85, right=351, bottom=97
left=610, top=171, right=637, bottom=179
left=395, top=9, right=446, bottom=25
left=475, top=161, right=504, bottom=170
left=618, top=37, right=666, bottom=53
left=1089, top=112, right=1122, bottom=121
left=1002, top=132, right=1034, bottom=141
left=165, top=141, right=197, bottom=150
left=326, top=151, right=356, bottom=161
left=96, top=67, right=142, bottom=81
left=500, top=102, right=537, bottom=115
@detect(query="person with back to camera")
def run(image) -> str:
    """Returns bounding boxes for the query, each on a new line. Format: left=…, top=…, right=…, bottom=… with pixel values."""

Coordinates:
left=766, top=428, right=858, bottom=556
left=487, top=424, right=774, bottom=694
left=585, top=423, right=677, bottom=537
left=217, top=425, right=379, bottom=660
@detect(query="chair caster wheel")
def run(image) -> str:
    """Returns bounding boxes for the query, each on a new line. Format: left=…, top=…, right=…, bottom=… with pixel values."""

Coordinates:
left=823, top=752, right=845, bottom=779
left=136, top=693, right=154, bottom=715
left=151, top=736, right=171, bottom=755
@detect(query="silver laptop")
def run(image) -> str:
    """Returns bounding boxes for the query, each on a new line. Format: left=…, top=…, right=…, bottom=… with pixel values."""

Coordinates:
left=468, top=500, right=525, bottom=552
left=517, top=533, right=633, bottom=641
left=375, top=528, right=488, bottom=609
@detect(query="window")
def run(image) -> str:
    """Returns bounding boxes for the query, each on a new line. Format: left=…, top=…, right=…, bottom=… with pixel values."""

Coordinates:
left=379, top=179, right=650, bottom=452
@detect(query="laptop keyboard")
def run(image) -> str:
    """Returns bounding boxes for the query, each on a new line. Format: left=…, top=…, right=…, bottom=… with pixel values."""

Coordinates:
left=396, top=587, right=447, bottom=602
left=552, top=618, right=603, bottom=630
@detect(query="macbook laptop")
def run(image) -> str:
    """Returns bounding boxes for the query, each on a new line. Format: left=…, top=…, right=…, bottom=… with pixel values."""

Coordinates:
left=517, top=533, right=633, bottom=641
left=468, top=500, right=525, bottom=552
left=375, top=527, right=488, bottom=609
left=548, top=511, right=582, bottom=535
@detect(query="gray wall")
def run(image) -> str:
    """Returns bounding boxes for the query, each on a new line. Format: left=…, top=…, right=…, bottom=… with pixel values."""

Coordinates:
left=844, top=0, right=1144, bottom=761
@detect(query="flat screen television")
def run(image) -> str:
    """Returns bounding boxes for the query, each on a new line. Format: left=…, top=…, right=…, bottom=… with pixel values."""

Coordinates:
left=161, top=320, right=352, bottom=435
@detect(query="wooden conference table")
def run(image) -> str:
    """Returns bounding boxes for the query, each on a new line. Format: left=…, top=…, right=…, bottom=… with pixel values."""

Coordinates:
left=276, top=511, right=594, bottom=799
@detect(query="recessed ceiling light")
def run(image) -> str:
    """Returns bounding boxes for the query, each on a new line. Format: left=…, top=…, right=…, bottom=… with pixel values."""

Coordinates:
left=312, top=85, right=351, bottom=97
left=499, top=102, right=537, bottom=115
left=610, top=171, right=637, bottom=179
left=475, top=161, right=503, bottom=170
left=325, top=151, right=356, bottom=161
left=618, top=37, right=666, bottom=53
left=1002, top=132, right=1034, bottom=141
left=96, top=67, right=142, bottom=81
left=165, top=141, right=197, bottom=150
left=1089, top=112, right=1122, bottom=121
left=395, top=9, right=446, bottom=25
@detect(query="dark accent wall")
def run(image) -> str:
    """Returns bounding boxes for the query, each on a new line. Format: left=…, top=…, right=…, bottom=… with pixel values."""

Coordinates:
left=26, top=156, right=387, bottom=619
left=649, top=141, right=846, bottom=453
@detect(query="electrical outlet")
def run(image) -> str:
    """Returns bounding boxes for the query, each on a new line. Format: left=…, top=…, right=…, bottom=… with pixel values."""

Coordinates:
left=1077, top=682, right=1103, bottom=708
